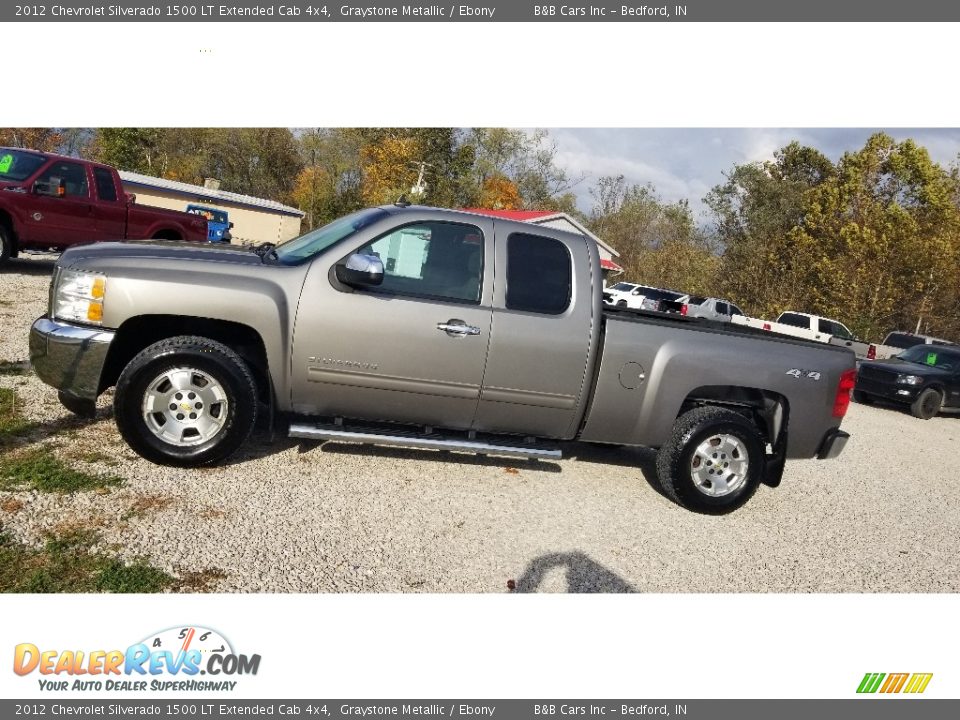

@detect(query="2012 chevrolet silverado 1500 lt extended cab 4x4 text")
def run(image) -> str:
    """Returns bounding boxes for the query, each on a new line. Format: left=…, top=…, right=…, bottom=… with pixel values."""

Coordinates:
left=0, top=147, right=208, bottom=265
left=29, top=205, right=855, bottom=513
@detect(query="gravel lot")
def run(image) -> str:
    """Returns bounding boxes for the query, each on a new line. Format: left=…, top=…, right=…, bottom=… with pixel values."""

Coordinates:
left=2, top=253, right=958, bottom=593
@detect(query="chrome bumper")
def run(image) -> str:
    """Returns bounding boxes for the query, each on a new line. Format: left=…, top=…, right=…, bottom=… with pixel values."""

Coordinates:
left=29, top=317, right=115, bottom=401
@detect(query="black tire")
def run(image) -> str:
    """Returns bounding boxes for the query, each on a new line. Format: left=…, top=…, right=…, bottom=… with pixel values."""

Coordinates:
left=0, top=224, right=12, bottom=266
left=58, top=391, right=97, bottom=419
left=655, top=406, right=765, bottom=514
left=910, top=388, right=942, bottom=420
left=616, top=299, right=627, bottom=308
left=114, top=336, right=257, bottom=467
left=852, top=389, right=874, bottom=405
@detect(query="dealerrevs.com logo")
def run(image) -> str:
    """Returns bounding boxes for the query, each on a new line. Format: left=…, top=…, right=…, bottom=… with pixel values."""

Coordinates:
left=13, top=626, right=261, bottom=693
left=857, top=672, right=933, bottom=694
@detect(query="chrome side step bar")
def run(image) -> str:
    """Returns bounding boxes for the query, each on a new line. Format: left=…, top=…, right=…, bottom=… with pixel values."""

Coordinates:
left=288, top=423, right=562, bottom=460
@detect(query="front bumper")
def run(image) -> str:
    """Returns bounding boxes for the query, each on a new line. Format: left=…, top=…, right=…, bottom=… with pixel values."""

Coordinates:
left=856, top=377, right=918, bottom=403
left=817, top=428, right=850, bottom=460
left=29, top=317, right=115, bottom=401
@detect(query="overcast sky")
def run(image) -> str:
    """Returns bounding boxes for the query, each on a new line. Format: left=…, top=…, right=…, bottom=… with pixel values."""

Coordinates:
left=550, top=128, right=960, bottom=222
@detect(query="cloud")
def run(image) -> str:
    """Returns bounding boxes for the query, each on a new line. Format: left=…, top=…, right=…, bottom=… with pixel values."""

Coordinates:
left=548, top=128, right=960, bottom=220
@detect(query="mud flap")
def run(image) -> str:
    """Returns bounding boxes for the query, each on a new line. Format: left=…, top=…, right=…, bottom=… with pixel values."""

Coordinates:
left=762, top=431, right=787, bottom=487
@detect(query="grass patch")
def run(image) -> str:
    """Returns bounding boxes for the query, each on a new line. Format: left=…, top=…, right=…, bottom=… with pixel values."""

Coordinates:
left=177, top=568, right=228, bottom=592
left=0, top=529, right=173, bottom=593
left=123, top=493, right=175, bottom=520
left=0, top=447, right=122, bottom=493
left=0, top=360, right=28, bottom=376
left=0, top=387, right=32, bottom=444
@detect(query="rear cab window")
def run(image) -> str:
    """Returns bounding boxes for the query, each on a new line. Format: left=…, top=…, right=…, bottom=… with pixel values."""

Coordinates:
left=884, top=332, right=923, bottom=350
left=93, top=167, right=118, bottom=202
left=506, top=233, right=571, bottom=314
left=779, top=312, right=810, bottom=329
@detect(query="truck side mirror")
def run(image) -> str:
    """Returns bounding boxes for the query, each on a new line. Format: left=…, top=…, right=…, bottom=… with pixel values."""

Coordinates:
left=34, top=177, right=65, bottom=197
left=336, top=253, right=384, bottom=288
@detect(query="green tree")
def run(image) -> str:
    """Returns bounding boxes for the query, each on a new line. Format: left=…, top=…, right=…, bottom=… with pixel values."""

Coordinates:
left=91, top=128, right=162, bottom=174
left=789, top=133, right=960, bottom=339
left=589, top=176, right=718, bottom=295
left=705, top=142, right=835, bottom=316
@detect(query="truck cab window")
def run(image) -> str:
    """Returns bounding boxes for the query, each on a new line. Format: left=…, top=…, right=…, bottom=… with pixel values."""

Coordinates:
left=93, top=167, right=117, bottom=202
left=36, top=161, right=88, bottom=198
left=779, top=313, right=808, bottom=329
left=356, top=221, right=484, bottom=304
left=506, top=233, right=572, bottom=315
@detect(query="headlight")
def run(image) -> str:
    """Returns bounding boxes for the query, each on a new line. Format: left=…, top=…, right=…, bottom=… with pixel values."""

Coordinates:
left=896, top=374, right=924, bottom=385
left=53, top=269, right=107, bottom=325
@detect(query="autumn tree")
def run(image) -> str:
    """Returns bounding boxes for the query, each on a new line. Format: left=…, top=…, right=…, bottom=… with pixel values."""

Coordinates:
left=589, top=175, right=718, bottom=295
left=705, top=142, right=835, bottom=316
left=0, top=128, right=65, bottom=152
left=787, top=133, right=960, bottom=339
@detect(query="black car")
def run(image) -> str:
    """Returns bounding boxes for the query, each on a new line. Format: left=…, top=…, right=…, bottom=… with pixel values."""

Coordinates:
left=855, top=345, right=960, bottom=418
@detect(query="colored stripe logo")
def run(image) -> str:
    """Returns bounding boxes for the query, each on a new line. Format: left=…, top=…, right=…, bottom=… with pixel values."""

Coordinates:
left=857, top=672, right=932, bottom=694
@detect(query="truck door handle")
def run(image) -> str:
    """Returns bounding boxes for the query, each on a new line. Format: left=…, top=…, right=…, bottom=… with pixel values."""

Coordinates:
left=437, top=320, right=481, bottom=337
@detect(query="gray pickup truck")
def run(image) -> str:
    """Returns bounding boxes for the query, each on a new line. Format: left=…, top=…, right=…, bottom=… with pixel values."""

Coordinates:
left=29, top=205, right=855, bottom=513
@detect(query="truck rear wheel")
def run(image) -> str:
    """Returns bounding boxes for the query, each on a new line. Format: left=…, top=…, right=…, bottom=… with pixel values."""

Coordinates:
left=114, top=336, right=257, bottom=467
left=655, top=406, right=764, bottom=514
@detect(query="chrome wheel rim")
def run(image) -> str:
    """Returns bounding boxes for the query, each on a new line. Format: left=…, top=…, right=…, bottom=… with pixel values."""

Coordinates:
left=689, top=433, right=749, bottom=497
left=141, top=367, right=229, bottom=447
left=922, top=392, right=940, bottom=416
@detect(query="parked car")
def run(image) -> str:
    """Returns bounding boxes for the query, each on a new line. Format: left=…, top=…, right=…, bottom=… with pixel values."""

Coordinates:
left=603, top=282, right=685, bottom=312
left=677, top=295, right=746, bottom=322
left=0, top=147, right=208, bottom=265
left=30, top=205, right=856, bottom=514
left=855, top=345, right=960, bottom=419
left=732, top=310, right=875, bottom=359
left=871, top=331, right=955, bottom=361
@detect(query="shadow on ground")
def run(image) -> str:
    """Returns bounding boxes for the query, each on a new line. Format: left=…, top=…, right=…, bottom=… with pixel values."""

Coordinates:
left=513, top=551, right=636, bottom=593
left=0, top=255, right=57, bottom=276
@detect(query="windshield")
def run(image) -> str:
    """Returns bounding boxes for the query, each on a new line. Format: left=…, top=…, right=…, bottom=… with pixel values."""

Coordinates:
left=272, top=208, right=390, bottom=265
left=0, top=149, right=47, bottom=182
left=897, top=345, right=960, bottom=371
left=610, top=283, right=637, bottom=292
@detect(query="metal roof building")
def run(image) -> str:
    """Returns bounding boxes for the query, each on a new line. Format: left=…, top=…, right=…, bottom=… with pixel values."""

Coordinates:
left=118, top=171, right=304, bottom=245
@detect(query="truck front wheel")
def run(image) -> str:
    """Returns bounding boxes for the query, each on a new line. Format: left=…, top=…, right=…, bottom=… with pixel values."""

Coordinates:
left=114, top=336, right=257, bottom=467
left=655, top=406, right=764, bottom=514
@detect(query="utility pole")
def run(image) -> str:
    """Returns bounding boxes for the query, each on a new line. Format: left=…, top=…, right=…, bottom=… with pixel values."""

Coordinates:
left=409, top=161, right=431, bottom=199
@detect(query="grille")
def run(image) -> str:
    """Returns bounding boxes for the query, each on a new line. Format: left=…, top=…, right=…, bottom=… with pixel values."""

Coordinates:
left=858, top=365, right=898, bottom=383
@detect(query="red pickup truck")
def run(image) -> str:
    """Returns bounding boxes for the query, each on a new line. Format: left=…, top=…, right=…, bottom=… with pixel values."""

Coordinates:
left=0, top=148, right=208, bottom=265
